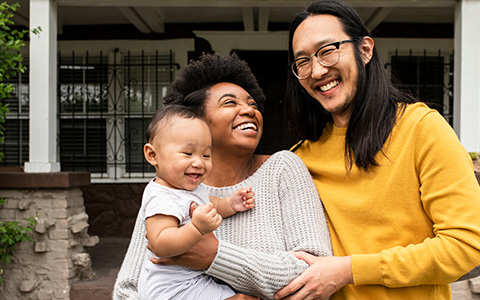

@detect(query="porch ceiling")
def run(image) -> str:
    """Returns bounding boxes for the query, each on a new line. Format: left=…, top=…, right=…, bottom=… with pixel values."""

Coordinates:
left=11, top=0, right=455, bottom=34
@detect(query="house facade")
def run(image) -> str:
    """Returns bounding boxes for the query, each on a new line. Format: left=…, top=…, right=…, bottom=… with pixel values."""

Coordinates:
left=2, top=0, right=479, bottom=181
left=1, top=1, right=479, bottom=298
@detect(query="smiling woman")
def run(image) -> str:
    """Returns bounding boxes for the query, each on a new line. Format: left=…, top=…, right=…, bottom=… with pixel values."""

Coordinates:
left=202, top=82, right=263, bottom=164
left=113, top=53, right=333, bottom=300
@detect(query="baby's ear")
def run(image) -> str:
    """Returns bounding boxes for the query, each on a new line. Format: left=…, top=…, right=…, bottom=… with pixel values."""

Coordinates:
left=144, top=143, right=158, bottom=166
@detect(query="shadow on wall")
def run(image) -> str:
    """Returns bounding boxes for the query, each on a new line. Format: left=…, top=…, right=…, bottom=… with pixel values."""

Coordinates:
left=82, top=183, right=147, bottom=237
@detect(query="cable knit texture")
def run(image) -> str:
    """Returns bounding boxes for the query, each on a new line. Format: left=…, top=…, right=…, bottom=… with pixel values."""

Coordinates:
left=114, top=150, right=332, bottom=300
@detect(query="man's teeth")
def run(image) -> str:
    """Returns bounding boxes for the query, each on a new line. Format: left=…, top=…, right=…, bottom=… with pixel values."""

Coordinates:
left=234, top=123, right=257, bottom=131
left=319, top=80, right=339, bottom=92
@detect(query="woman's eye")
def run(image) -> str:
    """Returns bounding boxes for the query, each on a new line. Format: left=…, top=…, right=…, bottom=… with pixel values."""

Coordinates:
left=224, top=100, right=236, bottom=105
left=249, top=102, right=258, bottom=109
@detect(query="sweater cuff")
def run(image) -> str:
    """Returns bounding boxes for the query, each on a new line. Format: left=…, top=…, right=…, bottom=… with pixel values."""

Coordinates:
left=351, top=253, right=383, bottom=285
left=206, top=240, right=245, bottom=284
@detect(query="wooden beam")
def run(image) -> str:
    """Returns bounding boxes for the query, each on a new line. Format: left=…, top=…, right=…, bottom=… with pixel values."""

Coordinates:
left=242, top=7, right=254, bottom=32
left=135, top=7, right=165, bottom=33
left=365, top=7, right=393, bottom=32
left=258, top=7, right=270, bottom=32
left=117, top=6, right=151, bottom=33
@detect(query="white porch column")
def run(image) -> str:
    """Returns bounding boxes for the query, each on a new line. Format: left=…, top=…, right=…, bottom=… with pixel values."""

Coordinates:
left=454, top=0, right=480, bottom=153
left=25, top=0, right=60, bottom=172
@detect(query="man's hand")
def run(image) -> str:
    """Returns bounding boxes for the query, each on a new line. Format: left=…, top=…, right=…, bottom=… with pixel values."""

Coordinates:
left=274, top=252, right=353, bottom=300
left=149, top=232, right=219, bottom=270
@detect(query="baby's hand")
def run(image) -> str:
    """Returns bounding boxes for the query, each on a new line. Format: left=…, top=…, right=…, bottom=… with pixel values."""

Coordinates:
left=230, top=186, right=255, bottom=213
left=191, top=202, right=222, bottom=235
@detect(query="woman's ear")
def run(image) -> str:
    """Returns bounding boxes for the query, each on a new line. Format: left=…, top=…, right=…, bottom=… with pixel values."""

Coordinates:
left=144, top=143, right=158, bottom=166
left=360, top=36, right=375, bottom=65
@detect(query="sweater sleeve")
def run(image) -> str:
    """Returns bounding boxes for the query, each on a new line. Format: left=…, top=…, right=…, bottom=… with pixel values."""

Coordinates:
left=206, top=152, right=333, bottom=299
left=113, top=213, right=146, bottom=300
left=352, top=111, right=480, bottom=286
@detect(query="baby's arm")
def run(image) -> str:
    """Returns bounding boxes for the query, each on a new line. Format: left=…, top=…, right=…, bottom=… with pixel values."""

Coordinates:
left=210, top=187, right=255, bottom=218
left=146, top=202, right=222, bottom=257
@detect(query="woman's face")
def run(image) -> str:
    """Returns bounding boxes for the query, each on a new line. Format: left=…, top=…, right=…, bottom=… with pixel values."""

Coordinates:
left=203, top=82, right=263, bottom=154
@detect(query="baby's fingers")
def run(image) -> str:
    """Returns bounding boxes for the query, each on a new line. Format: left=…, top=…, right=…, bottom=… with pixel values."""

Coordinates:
left=243, top=190, right=255, bottom=200
left=243, top=198, right=255, bottom=209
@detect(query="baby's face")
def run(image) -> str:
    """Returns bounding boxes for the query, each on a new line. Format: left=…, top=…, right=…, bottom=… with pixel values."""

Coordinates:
left=153, top=117, right=212, bottom=190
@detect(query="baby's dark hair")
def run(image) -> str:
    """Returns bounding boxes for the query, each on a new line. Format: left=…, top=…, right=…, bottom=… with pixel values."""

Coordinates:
left=163, top=53, right=265, bottom=115
left=146, top=105, right=204, bottom=143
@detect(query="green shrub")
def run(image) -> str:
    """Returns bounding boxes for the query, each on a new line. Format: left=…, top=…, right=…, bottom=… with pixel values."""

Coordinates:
left=0, top=198, right=37, bottom=286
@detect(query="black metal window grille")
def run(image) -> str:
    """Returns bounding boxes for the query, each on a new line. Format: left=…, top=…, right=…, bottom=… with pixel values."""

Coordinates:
left=58, top=50, right=175, bottom=180
left=387, top=50, right=454, bottom=125
left=0, top=57, right=29, bottom=167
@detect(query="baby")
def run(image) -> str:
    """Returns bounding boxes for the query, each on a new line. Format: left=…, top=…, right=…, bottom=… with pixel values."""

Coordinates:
left=138, top=105, right=256, bottom=300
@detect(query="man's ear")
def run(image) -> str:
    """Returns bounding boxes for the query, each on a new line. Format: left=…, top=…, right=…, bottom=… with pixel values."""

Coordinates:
left=360, top=36, right=375, bottom=65
left=144, top=143, right=158, bottom=166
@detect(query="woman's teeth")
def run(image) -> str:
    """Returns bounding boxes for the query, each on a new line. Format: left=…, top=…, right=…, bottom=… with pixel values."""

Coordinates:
left=319, top=80, right=339, bottom=92
left=234, top=123, right=257, bottom=131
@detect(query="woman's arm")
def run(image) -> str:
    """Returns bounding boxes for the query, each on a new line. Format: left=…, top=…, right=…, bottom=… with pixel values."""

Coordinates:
left=274, top=252, right=353, bottom=300
left=113, top=214, right=146, bottom=300
left=207, top=153, right=332, bottom=298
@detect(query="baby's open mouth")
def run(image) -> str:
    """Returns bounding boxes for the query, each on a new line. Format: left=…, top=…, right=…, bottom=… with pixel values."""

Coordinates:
left=186, top=173, right=202, bottom=180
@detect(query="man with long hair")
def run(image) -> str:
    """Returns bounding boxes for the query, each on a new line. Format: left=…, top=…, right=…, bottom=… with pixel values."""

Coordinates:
left=277, top=1, right=480, bottom=299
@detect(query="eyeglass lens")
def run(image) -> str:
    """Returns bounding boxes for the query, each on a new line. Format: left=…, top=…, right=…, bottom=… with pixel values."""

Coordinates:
left=292, top=45, right=340, bottom=79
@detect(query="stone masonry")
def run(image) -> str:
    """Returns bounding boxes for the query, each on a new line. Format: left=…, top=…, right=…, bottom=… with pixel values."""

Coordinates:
left=0, top=172, right=98, bottom=300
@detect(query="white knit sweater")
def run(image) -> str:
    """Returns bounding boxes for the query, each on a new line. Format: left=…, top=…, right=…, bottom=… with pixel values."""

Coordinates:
left=113, top=150, right=332, bottom=300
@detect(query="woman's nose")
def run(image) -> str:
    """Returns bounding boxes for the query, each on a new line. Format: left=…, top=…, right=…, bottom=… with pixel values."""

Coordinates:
left=240, top=103, right=256, bottom=117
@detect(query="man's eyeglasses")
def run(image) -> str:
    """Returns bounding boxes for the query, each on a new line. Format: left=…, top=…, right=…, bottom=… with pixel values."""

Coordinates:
left=290, top=39, right=356, bottom=79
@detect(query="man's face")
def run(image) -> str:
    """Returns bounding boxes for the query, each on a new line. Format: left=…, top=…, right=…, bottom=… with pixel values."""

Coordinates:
left=292, top=14, right=373, bottom=127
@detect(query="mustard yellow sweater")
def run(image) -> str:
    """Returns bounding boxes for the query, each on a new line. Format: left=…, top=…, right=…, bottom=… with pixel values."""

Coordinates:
left=294, top=103, right=480, bottom=300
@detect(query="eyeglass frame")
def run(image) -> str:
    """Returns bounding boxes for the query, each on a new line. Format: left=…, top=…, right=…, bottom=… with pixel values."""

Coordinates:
left=290, top=39, right=358, bottom=80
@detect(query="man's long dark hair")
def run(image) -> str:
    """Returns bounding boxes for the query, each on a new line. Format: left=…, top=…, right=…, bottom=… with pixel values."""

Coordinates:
left=286, top=0, right=417, bottom=172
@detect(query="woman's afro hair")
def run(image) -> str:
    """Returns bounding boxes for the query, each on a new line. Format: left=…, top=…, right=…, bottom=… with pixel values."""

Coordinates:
left=163, top=52, right=265, bottom=114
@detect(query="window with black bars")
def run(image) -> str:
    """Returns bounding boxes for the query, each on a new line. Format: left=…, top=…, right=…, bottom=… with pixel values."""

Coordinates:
left=58, top=50, right=175, bottom=179
left=0, top=58, right=29, bottom=167
left=1, top=51, right=176, bottom=181
left=389, top=50, right=454, bottom=125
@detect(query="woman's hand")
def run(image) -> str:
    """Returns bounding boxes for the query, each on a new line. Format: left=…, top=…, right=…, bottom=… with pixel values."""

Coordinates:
left=149, top=232, right=219, bottom=270
left=274, top=252, right=353, bottom=300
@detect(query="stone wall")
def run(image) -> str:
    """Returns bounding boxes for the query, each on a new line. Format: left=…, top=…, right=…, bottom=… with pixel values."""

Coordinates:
left=0, top=172, right=98, bottom=300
